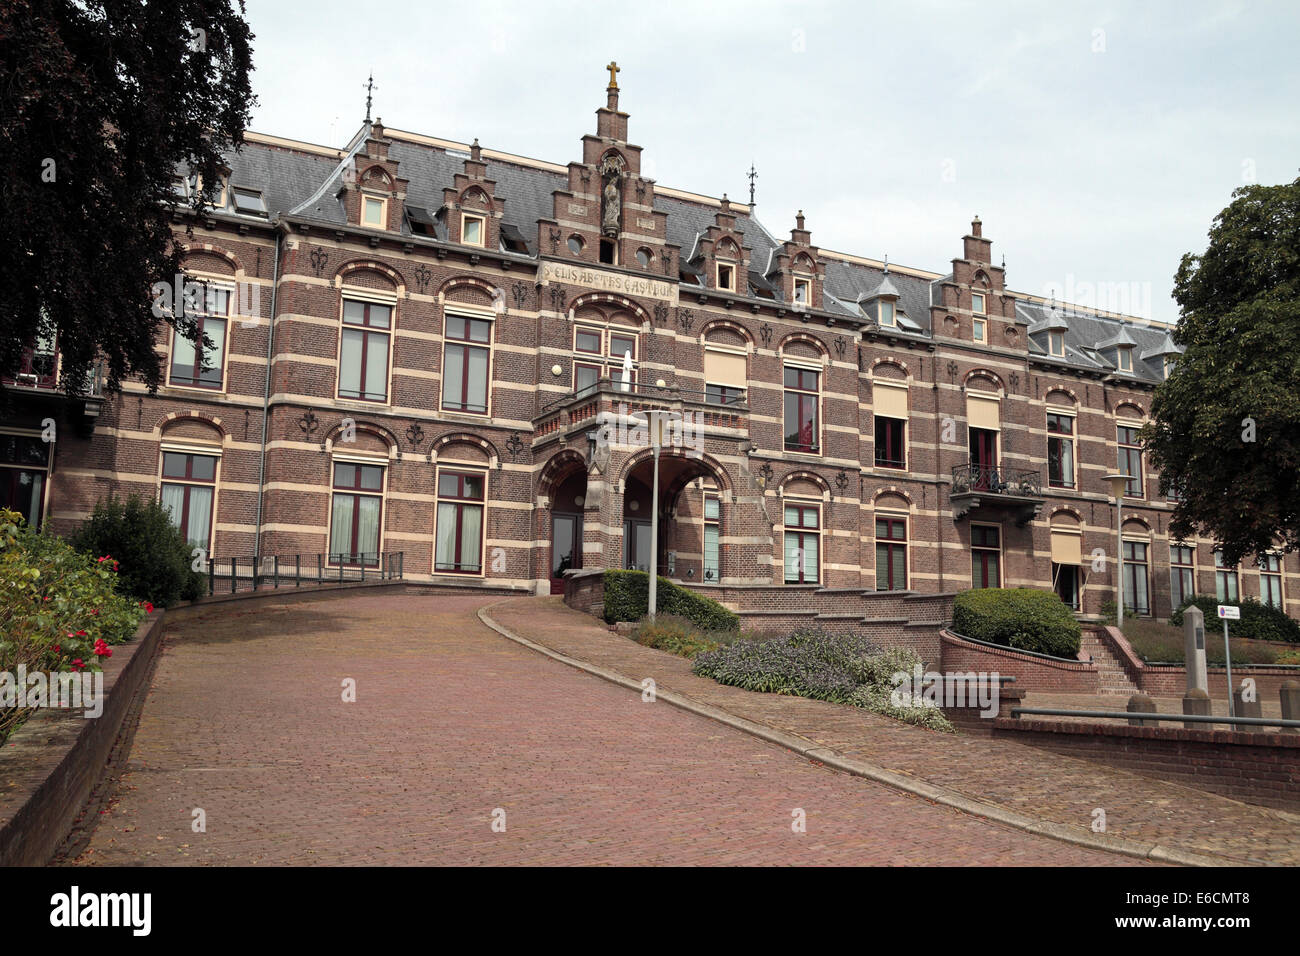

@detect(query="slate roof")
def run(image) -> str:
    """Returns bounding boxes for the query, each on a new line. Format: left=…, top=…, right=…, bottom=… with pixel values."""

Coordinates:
left=217, top=122, right=1168, bottom=366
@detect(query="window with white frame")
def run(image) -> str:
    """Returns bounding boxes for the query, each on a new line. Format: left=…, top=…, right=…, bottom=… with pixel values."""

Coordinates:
left=442, top=311, right=493, bottom=414
left=160, top=449, right=220, bottom=553
left=716, top=261, right=736, bottom=292
left=362, top=195, right=387, bottom=229
left=878, top=299, right=896, bottom=328
left=1123, top=539, right=1150, bottom=616
left=703, top=342, right=746, bottom=406
left=972, top=292, right=986, bottom=315
left=1260, top=554, right=1284, bottom=609
left=169, top=284, right=229, bottom=390
left=1214, top=550, right=1238, bottom=603
left=973, top=317, right=987, bottom=344
left=572, top=325, right=638, bottom=394
left=703, top=490, right=721, bottom=583
left=793, top=277, right=811, bottom=305
left=461, top=213, right=485, bottom=247
left=338, top=297, right=393, bottom=402
left=1171, top=544, right=1196, bottom=609
left=1117, top=422, right=1143, bottom=498
left=435, top=468, right=486, bottom=574
left=1117, top=347, right=1133, bottom=372
left=1049, top=330, right=1065, bottom=357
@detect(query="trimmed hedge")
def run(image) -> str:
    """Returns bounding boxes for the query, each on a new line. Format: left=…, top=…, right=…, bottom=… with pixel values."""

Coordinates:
left=951, top=587, right=1082, bottom=659
left=1170, top=595, right=1300, bottom=644
left=603, top=570, right=739, bottom=631
left=70, top=495, right=205, bottom=608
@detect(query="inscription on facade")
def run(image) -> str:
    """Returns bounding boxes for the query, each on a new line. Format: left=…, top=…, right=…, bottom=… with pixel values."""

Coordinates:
left=539, top=260, right=678, bottom=302
left=637, top=218, right=656, bottom=230
left=567, top=204, right=587, bottom=216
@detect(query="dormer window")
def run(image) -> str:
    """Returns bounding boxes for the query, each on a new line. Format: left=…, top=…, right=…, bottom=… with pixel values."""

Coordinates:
left=878, top=300, right=896, bottom=328
left=793, top=277, right=811, bottom=305
left=972, top=292, right=986, bottom=314
left=362, top=196, right=387, bottom=229
left=1117, top=347, right=1132, bottom=372
left=1049, top=330, right=1065, bottom=357
left=231, top=186, right=266, bottom=217
left=1163, top=355, right=1176, bottom=378
left=717, top=262, right=736, bottom=292
left=461, top=213, right=485, bottom=247
left=174, top=173, right=227, bottom=208
left=973, top=317, right=987, bottom=344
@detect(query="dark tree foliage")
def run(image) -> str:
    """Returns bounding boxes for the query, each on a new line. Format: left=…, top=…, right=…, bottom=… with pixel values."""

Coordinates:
left=1143, top=176, right=1300, bottom=567
left=0, top=0, right=255, bottom=394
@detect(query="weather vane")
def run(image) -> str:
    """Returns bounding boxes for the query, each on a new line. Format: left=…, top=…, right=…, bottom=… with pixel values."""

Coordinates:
left=363, top=73, right=377, bottom=124
left=747, top=164, right=758, bottom=205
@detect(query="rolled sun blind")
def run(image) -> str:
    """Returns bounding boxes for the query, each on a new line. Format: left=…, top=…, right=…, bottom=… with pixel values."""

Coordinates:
left=967, top=394, right=1000, bottom=430
left=874, top=383, right=908, bottom=418
left=1050, top=530, right=1082, bottom=566
left=704, top=348, right=747, bottom=387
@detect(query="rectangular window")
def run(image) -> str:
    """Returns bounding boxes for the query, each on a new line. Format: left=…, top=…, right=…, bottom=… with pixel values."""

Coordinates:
left=879, top=300, right=896, bottom=327
left=1047, top=413, right=1076, bottom=489
left=1171, top=544, right=1196, bottom=609
left=338, top=300, right=392, bottom=402
left=972, top=292, right=986, bottom=314
left=971, top=524, right=1001, bottom=588
left=1215, top=551, right=1238, bottom=603
left=1117, top=424, right=1143, bottom=498
left=875, top=516, right=907, bottom=591
left=874, top=417, right=906, bottom=469
left=329, top=461, right=384, bottom=566
left=783, top=503, right=820, bottom=584
left=169, top=287, right=229, bottom=390
left=705, top=384, right=744, bottom=406
left=783, top=366, right=819, bottom=454
left=1117, top=348, right=1133, bottom=372
left=1054, top=564, right=1080, bottom=611
left=435, top=470, right=485, bottom=574
left=0, top=433, right=51, bottom=531
left=231, top=186, right=267, bottom=217
left=574, top=362, right=602, bottom=396
left=1123, top=541, right=1150, bottom=616
left=608, top=333, right=637, bottom=362
left=1049, top=330, right=1065, bottom=357
left=441, top=313, right=492, bottom=414
left=793, top=278, right=810, bottom=304
left=1260, top=554, right=1283, bottom=609
left=717, top=263, right=735, bottom=291
left=462, top=214, right=485, bottom=247
left=973, top=317, right=987, bottom=344
left=574, top=327, right=603, bottom=354
left=362, top=196, right=386, bottom=228
left=703, top=493, right=720, bottom=583
left=160, top=452, right=219, bottom=552
left=704, top=347, right=746, bottom=406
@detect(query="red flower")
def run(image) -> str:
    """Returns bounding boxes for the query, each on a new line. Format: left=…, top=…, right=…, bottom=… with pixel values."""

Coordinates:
left=54, top=645, right=60, bottom=653
left=71, top=659, right=84, bottom=671
left=141, top=601, right=154, bottom=614
left=76, top=629, right=87, bottom=636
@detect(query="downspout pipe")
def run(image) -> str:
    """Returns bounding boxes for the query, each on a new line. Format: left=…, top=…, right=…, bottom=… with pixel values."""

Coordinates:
left=253, top=221, right=285, bottom=566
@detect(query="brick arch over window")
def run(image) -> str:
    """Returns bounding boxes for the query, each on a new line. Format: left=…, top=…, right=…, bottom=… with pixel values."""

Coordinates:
left=567, top=292, right=652, bottom=328
left=873, top=491, right=912, bottom=512
left=361, top=165, right=393, bottom=188
left=432, top=432, right=499, bottom=467
left=153, top=410, right=228, bottom=442
left=1049, top=506, right=1083, bottom=525
left=460, top=185, right=494, bottom=213
left=1116, top=400, right=1147, bottom=419
left=1045, top=388, right=1079, bottom=406
left=779, top=332, right=828, bottom=362
left=700, top=319, right=753, bottom=349
left=717, top=237, right=740, bottom=259
left=438, top=276, right=499, bottom=309
left=335, top=261, right=403, bottom=294
left=963, top=369, right=1005, bottom=394
left=870, top=359, right=910, bottom=382
left=779, top=471, right=830, bottom=499
left=973, top=270, right=992, bottom=288
left=538, top=449, right=589, bottom=498
left=1122, top=516, right=1152, bottom=534
left=176, top=243, right=242, bottom=277
left=323, top=421, right=398, bottom=458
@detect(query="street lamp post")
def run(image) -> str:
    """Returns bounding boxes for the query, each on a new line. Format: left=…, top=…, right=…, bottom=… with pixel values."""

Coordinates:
left=647, top=412, right=664, bottom=620
left=1103, top=473, right=1128, bottom=630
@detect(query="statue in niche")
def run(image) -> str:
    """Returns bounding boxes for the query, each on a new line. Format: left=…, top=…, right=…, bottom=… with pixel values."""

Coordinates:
left=599, top=155, right=624, bottom=238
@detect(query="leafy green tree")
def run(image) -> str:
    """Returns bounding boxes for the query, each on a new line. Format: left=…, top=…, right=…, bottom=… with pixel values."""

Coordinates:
left=0, top=0, right=255, bottom=394
left=1143, top=176, right=1300, bottom=566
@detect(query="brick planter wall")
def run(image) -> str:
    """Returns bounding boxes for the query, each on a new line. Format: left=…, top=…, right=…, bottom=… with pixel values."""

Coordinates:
left=992, top=717, right=1300, bottom=811
left=1138, top=665, right=1300, bottom=700
left=939, top=630, right=1100, bottom=694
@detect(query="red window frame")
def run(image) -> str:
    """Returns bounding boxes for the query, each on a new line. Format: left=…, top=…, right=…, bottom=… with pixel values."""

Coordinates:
left=783, top=503, right=820, bottom=584
left=339, top=300, right=392, bottom=402
left=874, top=416, right=906, bottom=469
left=1118, top=424, right=1144, bottom=498
left=441, top=313, right=492, bottom=414
left=329, top=461, right=385, bottom=566
left=169, top=287, right=230, bottom=390
left=971, top=524, right=1001, bottom=588
left=435, top=469, right=486, bottom=574
left=783, top=367, right=820, bottom=454
left=1047, top=413, right=1076, bottom=489
left=1170, top=544, right=1196, bottom=608
left=876, top=516, right=907, bottom=590
left=160, top=452, right=218, bottom=550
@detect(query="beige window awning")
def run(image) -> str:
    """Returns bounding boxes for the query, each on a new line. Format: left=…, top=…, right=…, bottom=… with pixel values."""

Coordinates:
left=967, top=394, right=1000, bottom=430
left=703, top=348, right=747, bottom=387
left=874, top=383, right=908, bottom=418
left=1050, top=530, right=1082, bottom=566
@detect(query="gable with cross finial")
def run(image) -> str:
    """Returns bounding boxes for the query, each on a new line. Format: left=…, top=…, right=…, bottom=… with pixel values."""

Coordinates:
left=606, top=61, right=620, bottom=89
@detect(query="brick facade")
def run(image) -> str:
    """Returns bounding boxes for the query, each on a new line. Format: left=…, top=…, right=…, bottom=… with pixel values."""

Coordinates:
left=4, top=75, right=1298, bottom=626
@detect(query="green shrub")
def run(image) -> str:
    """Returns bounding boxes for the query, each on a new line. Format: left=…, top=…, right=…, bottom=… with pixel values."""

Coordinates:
left=631, top=615, right=721, bottom=658
left=603, top=570, right=739, bottom=631
left=951, top=587, right=1082, bottom=658
left=0, top=509, right=146, bottom=741
left=1121, top=615, right=1285, bottom=665
left=692, top=632, right=952, bottom=731
left=70, top=495, right=205, bottom=608
left=1170, top=594, right=1300, bottom=644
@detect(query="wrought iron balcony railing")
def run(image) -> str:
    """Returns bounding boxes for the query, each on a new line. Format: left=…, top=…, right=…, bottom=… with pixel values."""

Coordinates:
left=951, top=463, right=1043, bottom=498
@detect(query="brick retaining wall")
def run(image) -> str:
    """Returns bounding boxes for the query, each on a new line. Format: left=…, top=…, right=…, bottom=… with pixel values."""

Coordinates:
left=939, top=630, right=1100, bottom=693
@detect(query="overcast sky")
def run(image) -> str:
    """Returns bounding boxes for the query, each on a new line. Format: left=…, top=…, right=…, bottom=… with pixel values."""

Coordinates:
left=242, top=0, right=1299, bottom=323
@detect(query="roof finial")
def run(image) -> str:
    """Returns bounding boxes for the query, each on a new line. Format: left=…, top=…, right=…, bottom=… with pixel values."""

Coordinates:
left=883, top=253, right=889, bottom=274
left=470, top=138, right=481, bottom=162
left=747, top=164, right=758, bottom=205
left=363, top=73, right=377, bottom=124
left=606, top=60, right=621, bottom=90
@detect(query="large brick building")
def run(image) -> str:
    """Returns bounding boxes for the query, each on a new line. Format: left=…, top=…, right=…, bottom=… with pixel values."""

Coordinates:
left=2, top=71, right=1295, bottom=624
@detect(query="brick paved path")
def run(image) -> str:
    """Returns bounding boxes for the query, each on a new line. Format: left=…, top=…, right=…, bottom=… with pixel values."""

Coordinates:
left=486, top=598, right=1300, bottom=866
left=65, top=592, right=1132, bottom=866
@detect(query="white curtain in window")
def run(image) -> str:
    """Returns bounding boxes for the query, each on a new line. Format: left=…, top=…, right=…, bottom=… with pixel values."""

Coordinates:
left=160, top=484, right=186, bottom=529
left=339, top=330, right=363, bottom=397
left=704, top=526, right=720, bottom=581
left=442, top=345, right=464, bottom=407
left=185, top=486, right=213, bottom=548
left=784, top=533, right=802, bottom=580
left=356, top=496, right=381, bottom=560
left=171, top=331, right=196, bottom=373
left=364, top=336, right=388, bottom=399
left=330, top=495, right=354, bottom=558
left=466, top=347, right=488, bottom=410
left=459, top=504, right=482, bottom=571
left=202, top=320, right=226, bottom=373
left=435, top=502, right=458, bottom=569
